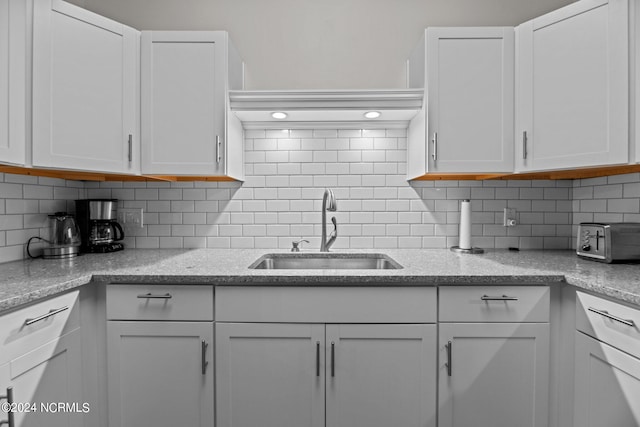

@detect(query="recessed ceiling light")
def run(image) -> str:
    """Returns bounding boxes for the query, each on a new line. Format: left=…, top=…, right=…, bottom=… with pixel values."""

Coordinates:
left=271, top=112, right=288, bottom=120
left=364, top=111, right=381, bottom=119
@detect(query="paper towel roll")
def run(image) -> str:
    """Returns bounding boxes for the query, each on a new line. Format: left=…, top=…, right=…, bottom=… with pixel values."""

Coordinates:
left=459, top=199, right=472, bottom=250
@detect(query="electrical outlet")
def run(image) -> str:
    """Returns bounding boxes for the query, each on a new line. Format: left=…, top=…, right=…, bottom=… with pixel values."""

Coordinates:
left=503, top=208, right=517, bottom=227
left=118, top=208, right=144, bottom=228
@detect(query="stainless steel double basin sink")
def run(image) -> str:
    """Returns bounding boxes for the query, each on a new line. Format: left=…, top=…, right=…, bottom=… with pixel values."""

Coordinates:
left=249, top=253, right=403, bottom=270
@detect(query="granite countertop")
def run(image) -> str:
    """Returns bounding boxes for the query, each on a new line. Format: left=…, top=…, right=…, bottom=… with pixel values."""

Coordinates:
left=0, top=248, right=639, bottom=313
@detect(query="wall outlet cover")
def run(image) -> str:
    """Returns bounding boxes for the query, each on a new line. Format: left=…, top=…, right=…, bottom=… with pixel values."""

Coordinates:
left=118, top=208, right=144, bottom=228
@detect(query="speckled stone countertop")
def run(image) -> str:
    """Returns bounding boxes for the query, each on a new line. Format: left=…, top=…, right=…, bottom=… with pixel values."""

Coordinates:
left=1, top=248, right=639, bottom=313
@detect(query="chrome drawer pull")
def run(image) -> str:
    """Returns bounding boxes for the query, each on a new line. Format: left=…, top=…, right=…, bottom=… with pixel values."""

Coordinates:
left=588, top=308, right=636, bottom=327
left=481, top=295, right=518, bottom=301
left=201, top=340, right=209, bottom=375
left=331, top=342, right=335, bottom=378
left=0, top=387, right=15, bottom=427
left=24, top=306, right=69, bottom=326
left=431, top=132, right=438, bottom=161
left=137, top=293, right=172, bottom=299
left=216, top=135, right=221, bottom=164
left=445, top=341, right=452, bottom=377
left=316, top=341, right=321, bottom=377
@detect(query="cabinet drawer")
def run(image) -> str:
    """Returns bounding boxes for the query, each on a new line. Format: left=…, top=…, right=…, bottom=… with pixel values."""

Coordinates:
left=216, top=286, right=437, bottom=323
left=0, top=290, right=80, bottom=365
left=439, top=286, right=550, bottom=322
left=576, top=291, right=640, bottom=357
left=106, top=285, right=213, bottom=321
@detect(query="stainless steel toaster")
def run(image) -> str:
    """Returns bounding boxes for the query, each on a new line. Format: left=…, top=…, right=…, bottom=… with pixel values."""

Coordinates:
left=577, top=223, right=640, bottom=263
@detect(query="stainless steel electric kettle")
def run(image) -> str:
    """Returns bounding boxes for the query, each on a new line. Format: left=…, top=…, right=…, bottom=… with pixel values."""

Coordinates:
left=28, top=212, right=82, bottom=259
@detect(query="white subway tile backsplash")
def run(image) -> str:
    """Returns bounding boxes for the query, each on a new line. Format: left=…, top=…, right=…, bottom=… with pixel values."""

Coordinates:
left=159, top=189, right=183, bottom=200
left=593, top=184, right=623, bottom=199
left=5, top=200, right=39, bottom=215
left=148, top=224, right=171, bottom=236
left=607, top=198, right=639, bottom=213
left=23, top=185, right=53, bottom=200
left=2, top=128, right=640, bottom=261
left=136, top=237, right=160, bottom=249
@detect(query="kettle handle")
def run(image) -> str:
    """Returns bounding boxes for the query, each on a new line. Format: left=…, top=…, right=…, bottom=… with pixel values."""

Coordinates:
left=113, top=222, right=125, bottom=241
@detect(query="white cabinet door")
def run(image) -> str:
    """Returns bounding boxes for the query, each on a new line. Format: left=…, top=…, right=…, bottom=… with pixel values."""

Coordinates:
left=439, top=323, right=550, bottom=427
left=141, top=31, right=227, bottom=175
left=0, top=330, right=84, bottom=427
left=516, top=0, right=629, bottom=171
left=574, top=332, right=640, bottom=426
left=107, top=321, right=214, bottom=427
left=216, top=323, right=325, bottom=427
left=32, top=0, right=139, bottom=173
left=325, top=324, right=437, bottom=427
left=426, top=27, right=514, bottom=173
left=0, top=0, right=29, bottom=165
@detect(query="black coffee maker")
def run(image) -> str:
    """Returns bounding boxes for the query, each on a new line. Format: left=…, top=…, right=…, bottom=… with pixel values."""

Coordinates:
left=75, top=199, right=125, bottom=253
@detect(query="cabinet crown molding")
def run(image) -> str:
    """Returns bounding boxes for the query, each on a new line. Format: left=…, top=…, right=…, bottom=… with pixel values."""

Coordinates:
left=229, top=89, right=424, bottom=129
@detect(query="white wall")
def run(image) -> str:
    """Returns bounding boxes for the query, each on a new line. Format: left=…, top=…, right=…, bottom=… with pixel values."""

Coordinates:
left=67, top=0, right=575, bottom=89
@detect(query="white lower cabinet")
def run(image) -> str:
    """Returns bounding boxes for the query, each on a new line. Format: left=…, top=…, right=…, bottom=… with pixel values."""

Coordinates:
left=574, top=332, right=640, bottom=426
left=105, top=284, right=215, bottom=427
left=0, top=330, right=84, bottom=427
left=438, top=323, right=550, bottom=427
left=325, top=324, right=436, bottom=427
left=106, top=322, right=214, bottom=427
left=216, top=322, right=437, bottom=427
left=574, top=290, right=640, bottom=426
left=215, top=286, right=438, bottom=427
left=0, top=290, right=83, bottom=427
left=216, top=323, right=325, bottom=427
left=438, top=286, right=551, bottom=427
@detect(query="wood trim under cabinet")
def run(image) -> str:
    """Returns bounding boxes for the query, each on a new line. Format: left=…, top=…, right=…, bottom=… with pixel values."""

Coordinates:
left=410, top=164, right=640, bottom=181
left=0, top=165, right=241, bottom=182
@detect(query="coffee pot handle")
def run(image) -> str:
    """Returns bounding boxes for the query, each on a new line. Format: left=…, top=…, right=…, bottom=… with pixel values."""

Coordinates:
left=113, top=222, right=125, bottom=241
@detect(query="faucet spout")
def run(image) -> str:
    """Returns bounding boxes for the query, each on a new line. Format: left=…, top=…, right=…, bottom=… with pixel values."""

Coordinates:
left=320, top=189, right=338, bottom=251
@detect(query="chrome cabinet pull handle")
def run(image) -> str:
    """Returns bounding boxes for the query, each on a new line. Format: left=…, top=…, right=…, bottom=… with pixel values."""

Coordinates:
left=316, top=341, right=320, bottom=377
left=522, top=131, right=527, bottom=159
left=127, top=134, right=133, bottom=162
left=445, top=341, right=452, bottom=377
left=136, top=293, right=172, bottom=299
left=331, top=341, right=335, bottom=377
left=431, top=132, right=438, bottom=161
left=588, top=308, right=636, bottom=327
left=201, top=340, right=209, bottom=375
left=0, top=387, right=15, bottom=427
left=216, top=135, right=221, bottom=164
left=24, top=306, right=69, bottom=326
left=481, top=295, right=518, bottom=301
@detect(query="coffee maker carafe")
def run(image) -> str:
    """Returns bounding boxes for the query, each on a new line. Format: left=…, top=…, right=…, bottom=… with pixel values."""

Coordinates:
left=75, top=199, right=125, bottom=253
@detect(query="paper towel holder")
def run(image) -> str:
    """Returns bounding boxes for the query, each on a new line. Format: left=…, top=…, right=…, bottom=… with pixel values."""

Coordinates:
left=450, top=199, right=484, bottom=254
left=450, top=246, right=485, bottom=254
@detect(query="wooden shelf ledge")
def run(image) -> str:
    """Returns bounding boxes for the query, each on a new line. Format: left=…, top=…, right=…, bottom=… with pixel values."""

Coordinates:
left=0, top=166, right=241, bottom=182
left=410, top=165, right=640, bottom=181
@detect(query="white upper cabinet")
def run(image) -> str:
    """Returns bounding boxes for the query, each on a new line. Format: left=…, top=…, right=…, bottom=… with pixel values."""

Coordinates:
left=407, top=27, right=514, bottom=178
left=141, top=31, right=244, bottom=178
left=0, top=0, right=29, bottom=166
left=32, top=0, right=140, bottom=174
left=515, top=0, right=629, bottom=172
left=635, top=0, right=640, bottom=164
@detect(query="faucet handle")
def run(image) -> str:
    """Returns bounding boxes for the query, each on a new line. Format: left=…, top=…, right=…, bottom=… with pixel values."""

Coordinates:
left=291, top=239, right=310, bottom=252
left=331, top=217, right=337, bottom=236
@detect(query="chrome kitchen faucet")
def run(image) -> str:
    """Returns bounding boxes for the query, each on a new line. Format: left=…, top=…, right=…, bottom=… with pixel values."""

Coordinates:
left=320, top=188, right=338, bottom=252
